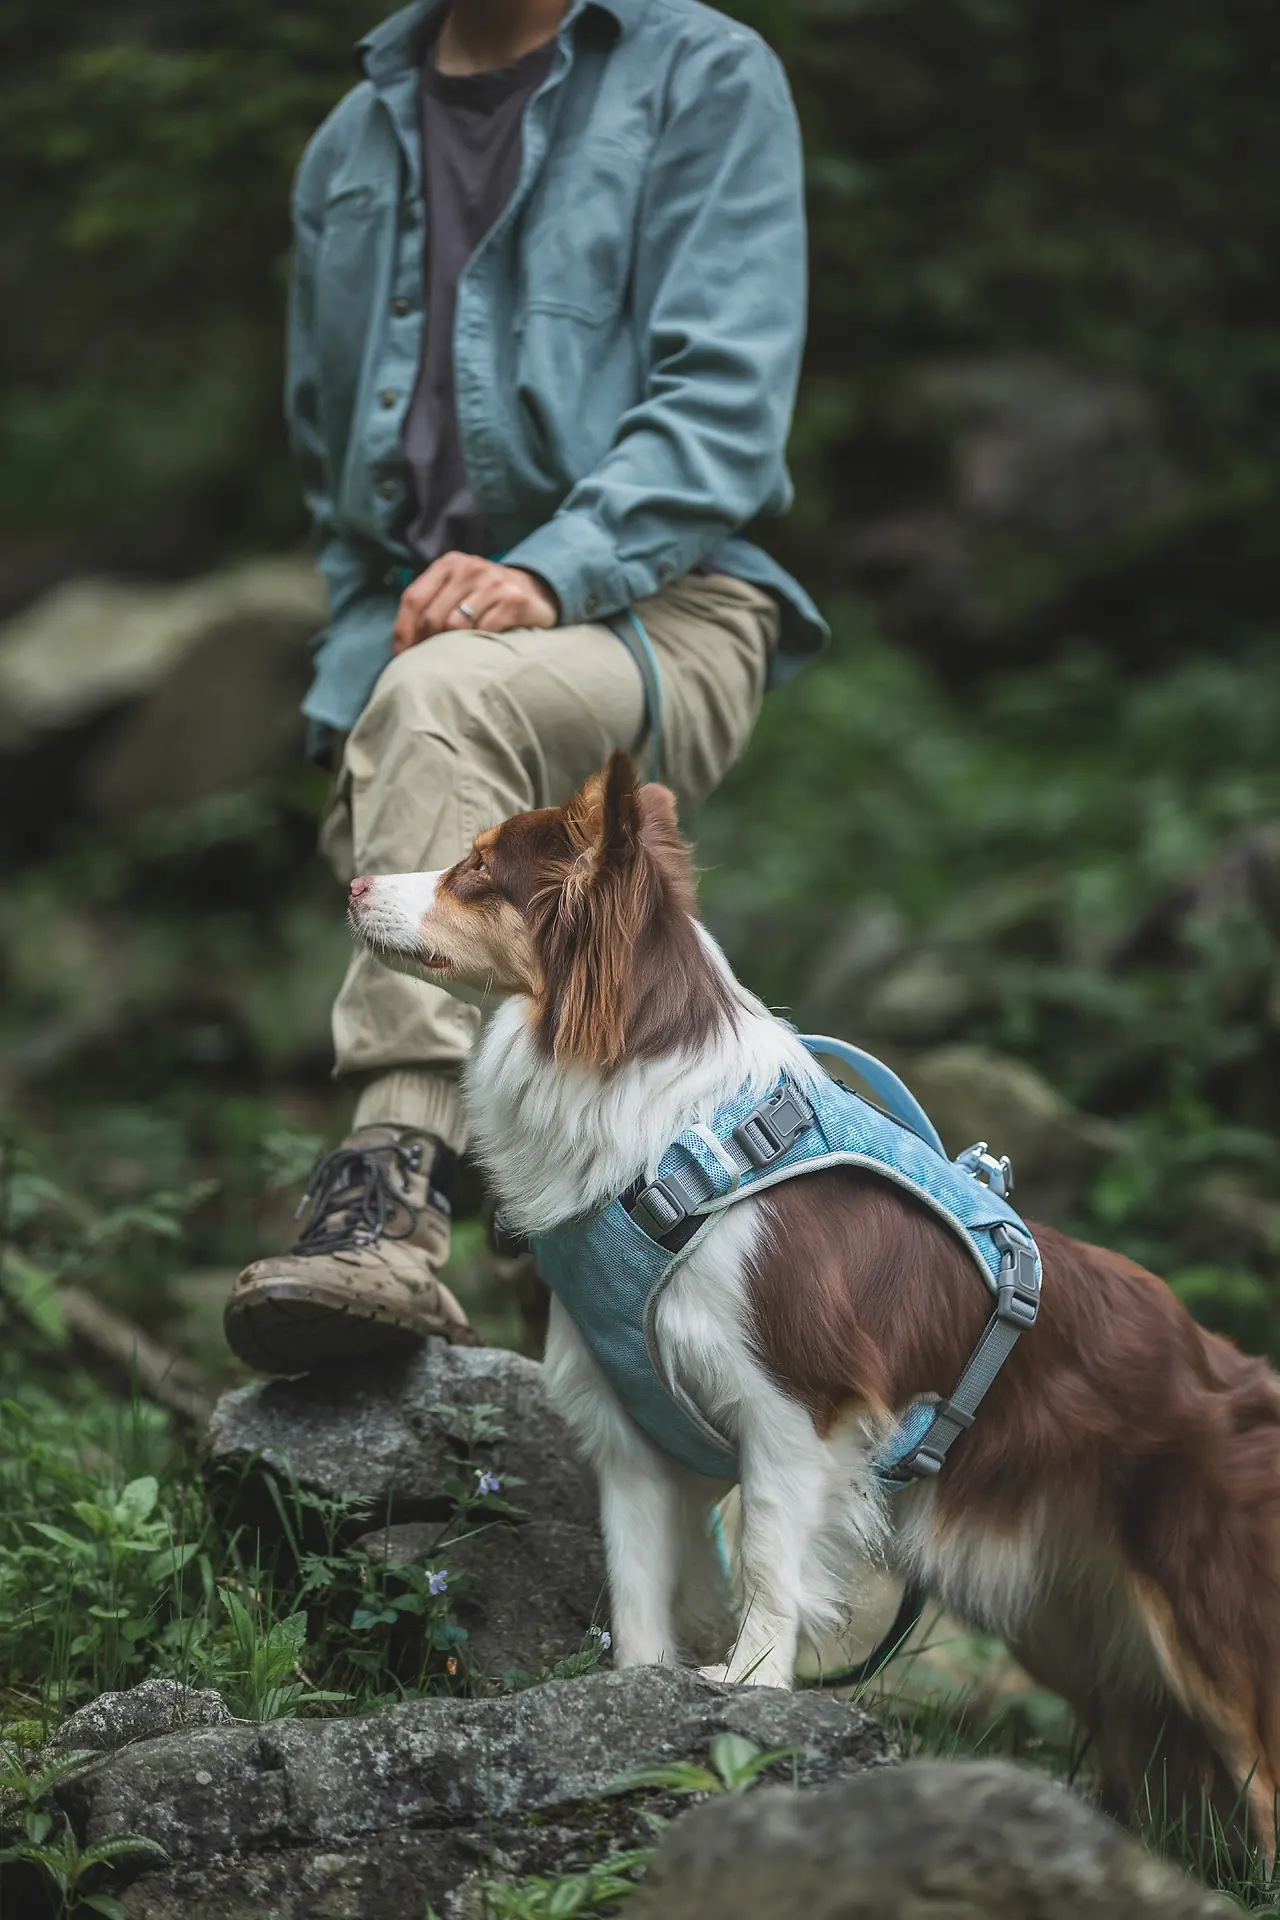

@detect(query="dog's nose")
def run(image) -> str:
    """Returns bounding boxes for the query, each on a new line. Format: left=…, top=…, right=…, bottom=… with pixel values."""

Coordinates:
left=349, top=876, right=373, bottom=902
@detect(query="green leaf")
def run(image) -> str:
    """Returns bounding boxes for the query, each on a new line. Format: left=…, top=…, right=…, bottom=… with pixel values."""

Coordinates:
left=0, top=1250, right=68, bottom=1345
left=709, top=1734, right=799, bottom=1792
left=28, top=1522, right=92, bottom=1556
left=708, top=1732, right=760, bottom=1786
left=80, top=1896, right=129, bottom=1919
left=546, top=1879, right=589, bottom=1917
left=82, top=1833, right=171, bottom=1865
left=149, top=1541, right=200, bottom=1579
left=349, top=1606, right=397, bottom=1632
left=114, top=1477, right=160, bottom=1529
left=602, top=1761, right=720, bottom=1796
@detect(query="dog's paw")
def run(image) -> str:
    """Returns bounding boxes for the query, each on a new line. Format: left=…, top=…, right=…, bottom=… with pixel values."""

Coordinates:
left=698, top=1662, right=733, bottom=1685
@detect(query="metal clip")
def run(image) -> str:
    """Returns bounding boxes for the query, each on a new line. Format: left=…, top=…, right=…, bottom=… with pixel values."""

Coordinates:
left=732, top=1086, right=815, bottom=1171
left=954, top=1140, right=1015, bottom=1199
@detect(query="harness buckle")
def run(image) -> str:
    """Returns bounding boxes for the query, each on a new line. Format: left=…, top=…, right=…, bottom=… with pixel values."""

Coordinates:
left=954, top=1140, right=1015, bottom=1200
left=629, top=1177, right=690, bottom=1239
left=993, top=1223, right=1041, bottom=1328
left=732, top=1086, right=815, bottom=1171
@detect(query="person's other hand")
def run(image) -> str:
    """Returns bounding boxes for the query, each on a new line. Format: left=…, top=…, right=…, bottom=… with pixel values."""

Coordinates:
left=392, top=554, right=559, bottom=653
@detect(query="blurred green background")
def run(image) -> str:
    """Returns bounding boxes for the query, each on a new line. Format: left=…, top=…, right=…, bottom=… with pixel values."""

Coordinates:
left=3, top=0, right=1280, bottom=1385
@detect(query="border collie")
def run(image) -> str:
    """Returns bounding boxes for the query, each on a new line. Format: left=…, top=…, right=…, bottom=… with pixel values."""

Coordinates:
left=349, top=750, right=1280, bottom=1851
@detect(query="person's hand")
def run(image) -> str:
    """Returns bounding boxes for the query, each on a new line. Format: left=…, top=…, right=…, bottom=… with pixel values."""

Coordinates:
left=392, top=553, right=559, bottom=653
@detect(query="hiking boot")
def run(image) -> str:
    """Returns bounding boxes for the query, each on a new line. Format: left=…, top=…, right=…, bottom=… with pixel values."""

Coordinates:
left=224, top=1125, right=479, bottom=1374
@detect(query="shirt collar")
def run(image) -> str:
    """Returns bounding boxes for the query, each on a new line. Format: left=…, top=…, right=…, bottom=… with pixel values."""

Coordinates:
left=358, top=0, right=641, bottom=83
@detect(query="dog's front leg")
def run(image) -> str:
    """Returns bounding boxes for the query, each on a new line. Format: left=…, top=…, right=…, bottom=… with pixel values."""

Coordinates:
left=544, top=1297, right=680, bottom=1666
left=708, top=1401, right=828, bottom=1689
left=597, top=1431, right=683, bottom=1667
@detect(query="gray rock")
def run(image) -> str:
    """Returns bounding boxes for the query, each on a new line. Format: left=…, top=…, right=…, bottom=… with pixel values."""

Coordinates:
left=860, top=947, right=975, bottom=1043
left=47, top=1678, right=232, bottom=1756
left=627, top=1757, right=1231, bottom=1920
left=50, top=1666, right=893, bottom=1919
left=206, top=1339, right=598, bottom=1535
left=0, top=559, right=323, bottom=753
left=207, top=1341, right=606, bottom=1681
left=356, top=1515, right=607, bottom=1681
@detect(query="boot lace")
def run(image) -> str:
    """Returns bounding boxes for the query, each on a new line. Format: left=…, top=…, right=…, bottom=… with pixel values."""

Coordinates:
left=293, top=1140, right=425, bottom=1256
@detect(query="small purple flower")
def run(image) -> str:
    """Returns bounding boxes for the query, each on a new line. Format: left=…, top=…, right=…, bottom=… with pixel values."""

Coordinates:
left=600, top=1630, right=611, bottom=1651
left=476, top=1470, right=501, bottom=1496
left=427, top=1568, right=449, bottom=1596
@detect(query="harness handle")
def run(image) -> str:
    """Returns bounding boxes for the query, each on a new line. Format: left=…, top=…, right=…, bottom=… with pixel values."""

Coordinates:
left=799, top=1034, right=948, bottom=1158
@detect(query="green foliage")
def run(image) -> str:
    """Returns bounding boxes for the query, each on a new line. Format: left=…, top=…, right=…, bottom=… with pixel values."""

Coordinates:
left=475, top=1850, right=651, bottom=1920
left=0, top=1357, right=503, bottom=1726
left=604, top=1732, right=800, bottom=1800
left=0, top=1742, right=169, bottom=1919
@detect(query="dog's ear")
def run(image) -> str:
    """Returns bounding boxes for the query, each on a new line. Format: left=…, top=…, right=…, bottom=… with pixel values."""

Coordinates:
left=539, top=752, right=658, bottom=1068
left=563, top=750, right=642, bottom=873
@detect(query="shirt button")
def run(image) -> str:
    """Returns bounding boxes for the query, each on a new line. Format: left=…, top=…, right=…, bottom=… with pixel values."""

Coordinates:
left=377, top=478, right=399, bottom=500
left=585, top=595, right=600, bottom=615
left=391, top=297, right=410, bottom=317
left=658, top=561, right=674, bottom=581
left=379, top=389, right=398, bottom=409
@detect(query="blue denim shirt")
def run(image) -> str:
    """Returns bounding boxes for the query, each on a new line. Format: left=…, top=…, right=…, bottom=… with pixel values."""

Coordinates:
left=287, top=0, right=828, bottom=734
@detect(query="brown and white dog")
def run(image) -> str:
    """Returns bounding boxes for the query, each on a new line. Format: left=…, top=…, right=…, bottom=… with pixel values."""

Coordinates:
left=349, top=750, right=1280, bottom=1850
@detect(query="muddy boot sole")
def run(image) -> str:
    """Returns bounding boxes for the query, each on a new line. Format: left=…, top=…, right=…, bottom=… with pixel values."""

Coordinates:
left=223, top=1278, right=428, bottom=1376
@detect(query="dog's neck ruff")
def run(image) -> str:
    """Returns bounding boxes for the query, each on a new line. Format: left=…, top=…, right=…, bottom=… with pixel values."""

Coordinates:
left=527, top=1037, right=1042, bottom=1486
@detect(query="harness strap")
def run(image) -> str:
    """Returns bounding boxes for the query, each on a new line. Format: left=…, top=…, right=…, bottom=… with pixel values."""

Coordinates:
left=626, top=1084, right=815, bottom=1242
left=879, top=1222, right=1041, bottom=1483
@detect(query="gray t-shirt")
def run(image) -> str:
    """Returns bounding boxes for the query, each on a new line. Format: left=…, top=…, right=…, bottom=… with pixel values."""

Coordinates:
left=403, top=38, right=556, bottom=567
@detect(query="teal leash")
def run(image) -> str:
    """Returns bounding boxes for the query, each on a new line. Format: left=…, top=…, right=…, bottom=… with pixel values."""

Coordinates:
left=612, top=609, right=664, bottom=783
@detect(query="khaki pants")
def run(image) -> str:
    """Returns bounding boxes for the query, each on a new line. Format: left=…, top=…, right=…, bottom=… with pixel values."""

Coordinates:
left=322, top=571, right=779, bottom=1150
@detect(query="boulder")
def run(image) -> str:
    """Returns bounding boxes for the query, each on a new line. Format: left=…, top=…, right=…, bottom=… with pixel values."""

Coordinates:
left=206, top=1341, right=607, bottom=1681
left=0, top=556, right=326, bottom=822
left=50, top=1667, right=893, bottom=1920
left=206, top=1340, right=597, bottom=1534
left=0, top=558, right=323, bottom=752
left=627, top=1757, right=1231, bottom=1920
left=356, top=1516, right=607, bottom=1683
left=47, top=1678, right=232, bottom=1756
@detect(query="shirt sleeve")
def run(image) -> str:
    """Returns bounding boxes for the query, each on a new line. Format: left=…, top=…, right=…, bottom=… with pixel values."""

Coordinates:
left=285, top=129, right=375, bottom=647
left=502, top=34, right=808, bottom=624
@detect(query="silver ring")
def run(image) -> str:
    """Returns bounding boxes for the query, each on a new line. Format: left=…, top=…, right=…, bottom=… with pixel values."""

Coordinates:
left=457, top=601, right=478, bottom=622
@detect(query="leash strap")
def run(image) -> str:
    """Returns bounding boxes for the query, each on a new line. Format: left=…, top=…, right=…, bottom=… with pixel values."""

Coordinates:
left=808, top=1582, right=927, bottom=1690
left=608, top=609, right=664, bottom=784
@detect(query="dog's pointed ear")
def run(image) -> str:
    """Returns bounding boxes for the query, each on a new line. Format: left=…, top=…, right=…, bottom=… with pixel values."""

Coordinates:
left=597, top=750, right=643, bottom=869
left=565, top=750, right=643, bottom=870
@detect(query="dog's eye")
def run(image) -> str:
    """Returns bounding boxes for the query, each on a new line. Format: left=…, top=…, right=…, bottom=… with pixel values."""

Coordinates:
left=475, top=857, right=490, bottom=880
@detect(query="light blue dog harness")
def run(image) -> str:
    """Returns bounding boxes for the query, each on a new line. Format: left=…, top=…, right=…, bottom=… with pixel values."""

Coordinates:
left=529, top=1035, right=1042, bottom=1486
